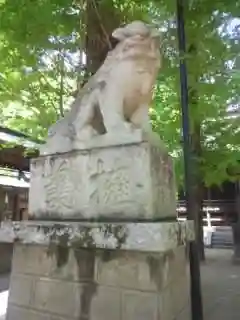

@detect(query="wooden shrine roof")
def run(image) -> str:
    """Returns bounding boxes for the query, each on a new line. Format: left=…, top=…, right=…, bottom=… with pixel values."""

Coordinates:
left=0, top=126, right=40, bottom=172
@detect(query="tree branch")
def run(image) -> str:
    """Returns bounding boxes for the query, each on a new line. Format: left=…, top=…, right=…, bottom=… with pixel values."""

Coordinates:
left=91, top=0, right=112, bottom=50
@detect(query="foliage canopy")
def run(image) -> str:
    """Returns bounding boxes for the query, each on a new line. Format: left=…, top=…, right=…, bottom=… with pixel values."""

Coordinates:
left=0, top=0, right=239, bottom=186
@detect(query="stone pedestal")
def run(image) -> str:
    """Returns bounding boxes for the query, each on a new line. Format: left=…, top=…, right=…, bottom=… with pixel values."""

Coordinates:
left=1, top=220, right=194, bottom=320
left=29, top=134, right=176, bottom=221
left=0, top=133, right=195, bottom=320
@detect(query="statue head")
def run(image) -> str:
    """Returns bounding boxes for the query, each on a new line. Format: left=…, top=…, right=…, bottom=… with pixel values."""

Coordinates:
left=112, top=21, right=160, bottom=41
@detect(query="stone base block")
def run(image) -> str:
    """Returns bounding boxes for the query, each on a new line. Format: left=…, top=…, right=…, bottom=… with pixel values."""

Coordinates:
left=7, top=244, right=190, bottom=320
left=4, top=221, right=193, bottom=320
left=29, top=134, right=176, bottom=221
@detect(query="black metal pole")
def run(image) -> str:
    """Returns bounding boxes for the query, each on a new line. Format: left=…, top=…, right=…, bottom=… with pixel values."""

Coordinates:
left=176, top=1, right=203, bottom=320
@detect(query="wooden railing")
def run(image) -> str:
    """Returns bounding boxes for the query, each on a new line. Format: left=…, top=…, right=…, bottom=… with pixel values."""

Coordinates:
left=177, top=199, right=236, bottom=214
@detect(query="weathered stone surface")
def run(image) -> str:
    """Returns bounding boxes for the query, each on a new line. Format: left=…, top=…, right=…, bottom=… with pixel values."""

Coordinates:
left=176, top=302, right=191, bottom=320
left=11, top=244, right=52, bottom=276
left=90, top=286, right=121, bottom=320
left=7, top=305, right=74, bottom=320
left=122, top=291, right=158, bottom=320
left=10, top=243, right=187, bottom=289
left=0, top=221, right=195, bottom=253
left=96, top=251, right=144, bottom=289
left=2, top=224, right=192, bottom=319
left=8, top=274, right=34, bottom=307
left=50, top=248, right=97, bottom=281
left=30, top=136, right=176, bottom=221
left=32, top=279, right=80, bottom=317
left=96, top=247, right=187, bottom=292
left=171, top=277, right=189, bottom=316
left=168, top=245, right=188, bottom=282
left=97, top=250, right=163, bottom=291
left=159, top=286, right=173, bottom=320
left=7, top=305, right=52, bottom=320
left=6, top=242, right=191, bottom=320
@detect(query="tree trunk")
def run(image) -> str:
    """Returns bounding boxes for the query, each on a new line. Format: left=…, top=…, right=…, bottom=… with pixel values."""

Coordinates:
left=85, top=0, right=121, bottom=75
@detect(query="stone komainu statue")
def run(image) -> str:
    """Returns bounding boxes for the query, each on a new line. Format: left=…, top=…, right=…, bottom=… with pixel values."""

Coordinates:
left=42, top=21, right=161, bottom=154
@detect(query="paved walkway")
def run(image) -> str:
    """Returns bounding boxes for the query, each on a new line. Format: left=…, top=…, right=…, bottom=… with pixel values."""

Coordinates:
left=202, top=249, right=240, bottom=320
left=0, top=249, right=239, bottom=319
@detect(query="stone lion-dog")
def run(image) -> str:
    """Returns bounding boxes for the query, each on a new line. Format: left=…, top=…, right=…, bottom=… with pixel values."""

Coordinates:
left=43, top=21, right=161, bottom=153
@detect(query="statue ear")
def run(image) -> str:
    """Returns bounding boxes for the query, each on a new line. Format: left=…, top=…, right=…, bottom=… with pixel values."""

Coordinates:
left=112, top=27, right=126, bottom=41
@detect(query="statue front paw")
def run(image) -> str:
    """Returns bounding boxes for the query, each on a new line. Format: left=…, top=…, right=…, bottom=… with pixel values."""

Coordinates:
left=105, top=121, right=134, bottom=135
left=76, top=125, right=98, bottom=141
